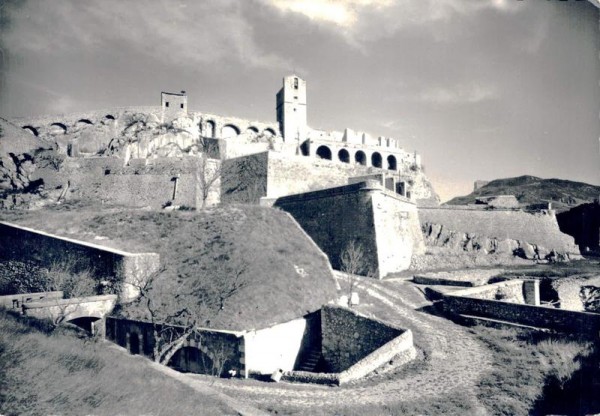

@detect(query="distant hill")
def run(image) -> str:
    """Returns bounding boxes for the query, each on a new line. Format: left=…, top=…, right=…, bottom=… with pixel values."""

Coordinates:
left=446, top=176, right=600, bottom=211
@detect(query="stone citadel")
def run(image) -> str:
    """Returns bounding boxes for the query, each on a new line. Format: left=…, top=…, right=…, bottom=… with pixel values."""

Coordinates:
left=6, top=75, right=580, bottom=276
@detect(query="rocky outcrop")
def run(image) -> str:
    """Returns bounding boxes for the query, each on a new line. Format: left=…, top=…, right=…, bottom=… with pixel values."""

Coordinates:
left=0, top=119, right=65, bottom=209
left=580, top=285, right=600, bottom=313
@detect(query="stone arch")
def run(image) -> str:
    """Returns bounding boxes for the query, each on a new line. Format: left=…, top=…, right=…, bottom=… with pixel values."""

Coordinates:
left=22, top=126, right=39, bottom=137
left=338, top=148, right=350, bottom=163
left=104, top=114, right=115, bottom=120
left=300, top=141, right=310, bottom=156
left=171, top=346, right=214, bottom=374
left=246, top=126, right=259, bottom=134
left=316, top=145, right=332, bottom=160
left=263, top=127, right=277, bottom=137
left=50, top=122, right=67, bottom=134
left=67, top=316, right=100, bottom=333
left=355, top=150, right=367, bottom=166
left=205, top=120, right=216, bottom=138
left=221, top=124, right=240, bottom=138
left=77, top=119, right=94, bottom=126
left=371, top=152, right=382, bottom=168
left=387, top=155, right=397, bottom=171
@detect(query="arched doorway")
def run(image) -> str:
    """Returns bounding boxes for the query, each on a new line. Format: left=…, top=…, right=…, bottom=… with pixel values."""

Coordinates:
left=371, top=152, right=382, bottom=168
left=205, top=120, right=216, bottom=138
left=387, top=155, right=397, bottom=171
left=355, top=151, right=367, bottom=166
left=338, top=149, right=350, bottom=163
left=300, top=141, right=310, bottom=156
left=316, top=145, right=332, bottom=160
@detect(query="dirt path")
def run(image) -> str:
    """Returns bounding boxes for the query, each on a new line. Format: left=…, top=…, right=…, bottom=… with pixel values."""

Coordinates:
left=186, top=277, right=493, bottom=413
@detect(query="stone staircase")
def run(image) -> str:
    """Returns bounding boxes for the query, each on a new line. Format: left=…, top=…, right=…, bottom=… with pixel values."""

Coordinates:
left=297, top=348, right=322, bottom=372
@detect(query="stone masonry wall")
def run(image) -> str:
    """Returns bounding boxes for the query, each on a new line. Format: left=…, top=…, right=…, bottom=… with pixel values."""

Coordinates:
left=274, top=181, right=422, bottom=277
left=106, top=317, right=244, bottom=377
left=321, top=305, right=404, bottom=372
left=419, top=207, right=580, bottom=256
left=0, top=222, right=160, bottom=302
left=274, top=182, right=379, bottom=275
left=444, top=291, right=600, bottom=334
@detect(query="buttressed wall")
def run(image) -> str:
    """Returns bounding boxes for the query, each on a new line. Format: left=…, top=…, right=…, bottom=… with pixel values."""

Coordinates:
left=274, top=181, right=425, bottom=278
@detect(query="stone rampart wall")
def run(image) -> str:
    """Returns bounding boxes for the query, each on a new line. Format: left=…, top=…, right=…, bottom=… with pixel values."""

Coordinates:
left=444, top=291, right=600, bottom=334
left=221, top=152, right=269, bottom=204
left=0, top=222, right=160, bottom=302
left=419, top=207, right=579, bottom=254
left=274, top=182, right=422, bottom=277
left=275, top=182, right=379, bottom=275
left=321, top=305, right=404, bottom=372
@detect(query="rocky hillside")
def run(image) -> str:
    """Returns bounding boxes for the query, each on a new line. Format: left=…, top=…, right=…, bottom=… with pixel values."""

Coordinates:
left=0, top=118, right=66, bottom=209
left=447, top=176, right=600, bottom=212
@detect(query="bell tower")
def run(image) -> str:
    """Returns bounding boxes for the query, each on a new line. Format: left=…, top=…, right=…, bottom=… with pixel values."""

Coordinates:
left=276, top=75, right=307, bottom=142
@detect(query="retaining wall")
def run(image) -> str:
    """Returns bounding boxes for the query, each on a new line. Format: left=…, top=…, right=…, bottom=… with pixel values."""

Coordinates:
left=444, top=284, right=600, bottom=335
left=321, top=305, right=404, bottom=372
left=0, top=222, right=160, bottom=302
left=419, top=207, right=579, bottom=255
left=0, top=291, right=63, bottom=309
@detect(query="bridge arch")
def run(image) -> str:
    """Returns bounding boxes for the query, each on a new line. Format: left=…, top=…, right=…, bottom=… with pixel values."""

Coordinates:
left=355, top=150, right=367, bottom=166
left=104, top=114, right=115, bottom=120
left=246, top=126, right=259, bottom=134
left=22, top=126, right=39, bottom=137
left=316, top=145, right=332, bottom=160
left=77, top=119, right=94, bottom=127
left=371, top=152, right=382, bottom=168
left=338, top=148, right=350, bottom=163
left=221, top=124, right=240, bottom=138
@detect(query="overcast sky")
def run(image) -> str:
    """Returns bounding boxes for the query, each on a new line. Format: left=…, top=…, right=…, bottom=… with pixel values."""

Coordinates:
left=1, top=0, right=598, bottom=201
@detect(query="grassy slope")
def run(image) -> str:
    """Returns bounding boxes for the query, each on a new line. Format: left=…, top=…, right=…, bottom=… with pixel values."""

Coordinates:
left=0, top=309, right=234, bottom=416
left=446, top=175, right=600, bottom=211
left=1, top=204, right=338, bottom=331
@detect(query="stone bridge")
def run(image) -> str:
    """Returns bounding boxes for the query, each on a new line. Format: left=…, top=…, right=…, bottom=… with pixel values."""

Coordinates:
left=22, top=294, right=118, bottom=334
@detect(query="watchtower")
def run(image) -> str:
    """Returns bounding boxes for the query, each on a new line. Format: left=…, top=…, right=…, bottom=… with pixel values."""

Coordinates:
left=276, top=75, right=307, bottom=142
left=161, top=91, right=188, bottom=122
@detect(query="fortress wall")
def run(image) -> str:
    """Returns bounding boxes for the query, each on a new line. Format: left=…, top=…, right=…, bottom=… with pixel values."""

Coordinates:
left=321, top=305, right=404, bottom=373
left=419, top=207, right=579, bottom=254
left=43, top=156, right=220, bottom=209
left=274, top=182, right=379, bottom=275
left=371, top=191, right=425, bottom=276
left=267, top=152, right=379, bottom=198
left=444, top=291, right=600, bottom=335
left=274, top=182, right=421, bottom=277
left=0, top=222, right=160, bottom=302
left=221, top=152, right=269, bottom=204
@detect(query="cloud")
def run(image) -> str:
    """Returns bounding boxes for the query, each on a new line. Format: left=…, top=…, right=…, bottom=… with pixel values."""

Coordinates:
left=263, top=0, right=525, bottom=46
left=2, top=0, right=289, bottom=69
left=417, top=84, right=498, bottom=104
